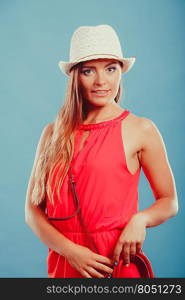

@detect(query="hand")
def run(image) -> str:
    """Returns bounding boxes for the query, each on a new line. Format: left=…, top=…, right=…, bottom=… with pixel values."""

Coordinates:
left=66, top=244, right=114, bottom=278
left=112, top=213, right=147, bottom=266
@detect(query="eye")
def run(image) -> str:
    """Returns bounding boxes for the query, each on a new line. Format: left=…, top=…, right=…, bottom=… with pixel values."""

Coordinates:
left=80, top=69, right=93, bottom=75
left=107, top=66, right=117, bottom=72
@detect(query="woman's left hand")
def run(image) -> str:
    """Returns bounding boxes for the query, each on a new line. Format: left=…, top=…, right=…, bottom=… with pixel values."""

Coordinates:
left=112, top=213, right=147, bottom=266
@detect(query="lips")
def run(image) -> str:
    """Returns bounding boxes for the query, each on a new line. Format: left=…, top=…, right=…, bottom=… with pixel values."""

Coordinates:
left=92, top=89, right=110, bottom=92
left=91, top=89, right=111, bottom=97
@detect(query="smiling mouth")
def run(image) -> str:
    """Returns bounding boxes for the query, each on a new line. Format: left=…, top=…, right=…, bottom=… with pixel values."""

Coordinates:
left=92, top=90, right=111, bottom=95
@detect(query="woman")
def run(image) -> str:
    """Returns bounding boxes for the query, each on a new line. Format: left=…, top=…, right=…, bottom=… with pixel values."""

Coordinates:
left=25, top=24, right=178, bottom=278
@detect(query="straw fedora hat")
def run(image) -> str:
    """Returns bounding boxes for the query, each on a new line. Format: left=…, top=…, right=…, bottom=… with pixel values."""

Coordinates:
left=58, top=24, right=136, bottom=76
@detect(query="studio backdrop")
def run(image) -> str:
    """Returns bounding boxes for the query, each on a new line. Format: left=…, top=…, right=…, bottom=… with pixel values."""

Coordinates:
left=0, top=0, right=184, bottom=278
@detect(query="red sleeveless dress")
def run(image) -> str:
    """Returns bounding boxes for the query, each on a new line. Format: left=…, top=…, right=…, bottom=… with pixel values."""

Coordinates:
left=46, top=109, right=142, bottom=278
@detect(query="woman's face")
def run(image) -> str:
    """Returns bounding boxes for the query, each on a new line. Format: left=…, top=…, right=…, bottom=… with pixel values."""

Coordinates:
left=78, top=58, right=122, bottom=107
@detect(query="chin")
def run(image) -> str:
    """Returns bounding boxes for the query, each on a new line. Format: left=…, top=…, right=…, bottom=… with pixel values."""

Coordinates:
left=89, top=102, right=106, bottom=108
left=88, top=99, right=111, bottom=106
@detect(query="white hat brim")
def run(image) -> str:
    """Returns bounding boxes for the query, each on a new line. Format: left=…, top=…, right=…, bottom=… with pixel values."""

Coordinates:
left=58, top=55, right=136, bottom=76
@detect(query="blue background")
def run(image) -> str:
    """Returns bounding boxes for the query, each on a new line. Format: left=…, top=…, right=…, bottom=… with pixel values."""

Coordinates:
left=0, top=0, right=185, bottom=278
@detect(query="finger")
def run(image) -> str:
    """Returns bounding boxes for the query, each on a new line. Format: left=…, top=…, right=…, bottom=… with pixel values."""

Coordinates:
left=86, top=266, right=105, bottom=278
left=94, top=261, right=114, bottom=275
left=112, top=242, right=123, bottom=265
left=136, top=242, right=142, bottom=254
left=96, top=254, right=114, bottom=266
left=130, top=242, right=137, bottom=259
left=82, top=270, right=92, bottom=278
left=122, top=242, right=130, bottom=266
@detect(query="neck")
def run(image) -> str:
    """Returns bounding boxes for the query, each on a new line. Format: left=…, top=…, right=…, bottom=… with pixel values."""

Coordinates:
left=83, top=103, right=124, bottom=124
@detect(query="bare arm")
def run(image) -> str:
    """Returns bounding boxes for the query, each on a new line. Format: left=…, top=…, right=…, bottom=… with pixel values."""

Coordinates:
left=112, top=118, right=179, bottom=265
left=25, top=123, right=75, bottom=257
left=135, top=118, right=179, bottom=227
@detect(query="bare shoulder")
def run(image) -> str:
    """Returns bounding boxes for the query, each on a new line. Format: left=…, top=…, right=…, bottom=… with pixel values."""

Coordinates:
left=41, top=122, right=54, bottom=142
left=127, top=112, right=159, bottom=134
left=34, top=122, right=54, bottom=156
left=123, top=111, right=164, bottom=152
left=43, top=122, right=54, bottom=136
left=127, top=111, right=151, bottom=126
left=128, top=112, right=165, bottom=152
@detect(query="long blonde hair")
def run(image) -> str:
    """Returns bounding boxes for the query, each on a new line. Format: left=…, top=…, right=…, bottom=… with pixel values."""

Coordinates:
left=31, top=62, right=123, bottom=205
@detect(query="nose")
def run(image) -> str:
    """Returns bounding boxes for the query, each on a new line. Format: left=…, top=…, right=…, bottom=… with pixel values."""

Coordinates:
left=94, top=70, right=106, bottom=86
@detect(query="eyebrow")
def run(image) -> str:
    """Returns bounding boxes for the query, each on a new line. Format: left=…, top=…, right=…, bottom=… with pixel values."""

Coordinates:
left=81, top=62, right=118, bottom=69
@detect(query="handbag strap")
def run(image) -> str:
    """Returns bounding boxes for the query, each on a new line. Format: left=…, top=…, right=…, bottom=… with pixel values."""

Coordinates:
left=48, top=168, right=80, bottom=221
left=69, top=167, right=100, bottom=254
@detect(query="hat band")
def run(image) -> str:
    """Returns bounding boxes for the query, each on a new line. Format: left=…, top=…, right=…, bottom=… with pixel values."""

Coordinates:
left=72, top=53, right=123, bottom=63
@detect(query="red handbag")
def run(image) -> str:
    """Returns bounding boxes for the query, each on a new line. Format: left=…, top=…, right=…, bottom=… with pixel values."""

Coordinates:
left=109, top=251, right=155, bottom=278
